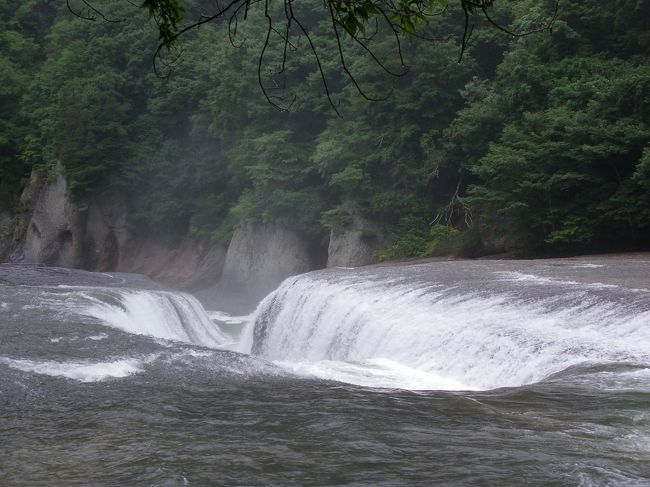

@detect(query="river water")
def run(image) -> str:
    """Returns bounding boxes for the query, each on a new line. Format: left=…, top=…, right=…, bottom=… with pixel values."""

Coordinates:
left=1, top=259, right=649, bottom=486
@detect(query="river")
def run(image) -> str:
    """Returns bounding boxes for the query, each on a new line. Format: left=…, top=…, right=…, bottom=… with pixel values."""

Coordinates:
left=1, top=258, right=649, bottom=486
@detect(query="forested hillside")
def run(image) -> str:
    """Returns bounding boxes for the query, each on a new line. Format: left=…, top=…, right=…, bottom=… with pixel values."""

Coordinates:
left=1, top=0, right=649, bottom=258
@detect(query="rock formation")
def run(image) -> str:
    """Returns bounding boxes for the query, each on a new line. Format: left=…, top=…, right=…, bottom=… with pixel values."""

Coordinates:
left=198, top=222, right=316, bottom=312
left=2, top=166, right=385, bottom=311
left=327, top=205, right=384, bottom=267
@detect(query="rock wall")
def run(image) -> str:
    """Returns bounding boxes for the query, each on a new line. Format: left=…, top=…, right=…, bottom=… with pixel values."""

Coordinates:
left=5, top=167, right=388, bottom=312
left=198, top=222, right=317, bottom=313
left=327, top=206, right=384, bottom=267
left=14, top=165, right=132, bottom=269
left=118, top=238, right=227, bottom=291
left=4, top=165, right=228, bottom=295
left=84, top=191, right=130, bottom=271
left=20, top=166, right=85, bottom=267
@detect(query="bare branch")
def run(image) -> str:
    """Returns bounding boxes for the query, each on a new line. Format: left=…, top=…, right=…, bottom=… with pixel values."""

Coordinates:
left=480, top=1, right=559, bottom=38
left=67, top=0, right=122, bottom=23
left=71, top=0, right=561, bottom=114
left=327, top=1, right=390, bottom=102
left=257, top=0, right=290, bottom=111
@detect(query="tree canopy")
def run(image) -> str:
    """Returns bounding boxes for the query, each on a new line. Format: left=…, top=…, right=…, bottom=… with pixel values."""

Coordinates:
left=70, top=0, right=557, bottom=114
left=1, top=0, right=649, bottom=258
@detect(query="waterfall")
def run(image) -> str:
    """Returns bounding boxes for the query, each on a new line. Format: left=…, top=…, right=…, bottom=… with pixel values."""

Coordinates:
left=81, top=289, right=231, bottom=348
left=244, top=271, right=650, bottom=390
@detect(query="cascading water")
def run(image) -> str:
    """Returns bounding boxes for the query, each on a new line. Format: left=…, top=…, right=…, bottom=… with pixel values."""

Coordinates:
left=79, top=288, right=232, bottom=347
left=2, top=261, right=650, bottom=486
left=244, top=263, right=650, bottom=390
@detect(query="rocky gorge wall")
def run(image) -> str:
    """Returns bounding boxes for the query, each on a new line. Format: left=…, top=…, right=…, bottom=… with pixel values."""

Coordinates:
left=327, top=204, right=385, bottom=268
left=2, top=165, right=230, bottom=296
left=194, top=223, right=319, bottom=313
left=1, top=166, right=386, bottom=312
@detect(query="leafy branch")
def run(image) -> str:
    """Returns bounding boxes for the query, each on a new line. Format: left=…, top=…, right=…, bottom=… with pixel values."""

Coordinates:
left=68, top=1, right=559, bottom=114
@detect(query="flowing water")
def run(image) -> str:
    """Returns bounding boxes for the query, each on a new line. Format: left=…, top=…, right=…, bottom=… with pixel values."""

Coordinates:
left=1, top=259, right=649, bottom=486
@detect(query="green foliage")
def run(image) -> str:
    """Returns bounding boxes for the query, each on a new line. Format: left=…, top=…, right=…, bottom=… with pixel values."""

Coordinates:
left=141, top=0, right=184, bottom=46
left=454, top=225, right=483, bottom=258
left=321, top=206, right=354, bottom=229
left=1, top=0, right=649, bottom=258
left=0, top=0, right=48, bottom=208
left=464, top=56, right=650, bottom=252
left=136, top=0, right=499, bottom=49
left=376, top=215, right=432, bottom=261
left=423, top=225, right=460, bottom=256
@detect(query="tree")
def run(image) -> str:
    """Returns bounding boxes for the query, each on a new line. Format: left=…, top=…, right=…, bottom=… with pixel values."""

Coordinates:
left=69, top=0, right=557, bottom=114
left=5, top=0, right=647, bottom=258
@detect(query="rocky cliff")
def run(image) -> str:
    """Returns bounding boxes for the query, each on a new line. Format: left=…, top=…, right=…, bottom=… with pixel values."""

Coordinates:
left=118, top=238, right=227, bottom=291
left=3, top=166, right=399, bottom=311
left=20, top=166, right=85, bottom=267
left=1, top=166, right=330, bottom=312
left=327, top=205, right=384, bottom=268
left=197, top=222, right=319, bottom=313
left=2, top=166, right=227, bottom=293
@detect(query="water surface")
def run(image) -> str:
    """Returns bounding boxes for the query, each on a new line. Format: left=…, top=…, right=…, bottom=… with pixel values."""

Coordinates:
left=1, top=260, right=649, bottom=486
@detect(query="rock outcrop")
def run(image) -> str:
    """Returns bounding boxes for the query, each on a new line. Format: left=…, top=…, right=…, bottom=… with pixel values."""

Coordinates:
left=198, top=222, right=316, bottom=312
left=222, top=223, right=314, bottom=287
left=20, top=166, right=85, bottom=267
left=84, top=191, right=130, bottom=271
left=327, top=206, right=384, bottom=267
left=5, top=166, right=337, bottom=311
left=118, top=238, right=227, bottom=291
left=16, top=165, right=131, bottom=269
left=7, top=165, right=228, bottom=295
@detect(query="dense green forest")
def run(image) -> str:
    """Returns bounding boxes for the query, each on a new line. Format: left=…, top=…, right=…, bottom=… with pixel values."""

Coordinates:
left=1, top=0, right=649, bottom=257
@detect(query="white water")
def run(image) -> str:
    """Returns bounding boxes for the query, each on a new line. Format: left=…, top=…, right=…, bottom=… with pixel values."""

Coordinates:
left=39, top=264, right=650, bottom=391
left=244, top=273, right=650, bottom=391
left=0, top=355, right=153, bottom=382
left=81, top=289, right=231, bottom=348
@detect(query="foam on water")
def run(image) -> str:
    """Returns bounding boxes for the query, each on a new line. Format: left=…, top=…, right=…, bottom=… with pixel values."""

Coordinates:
left=497, top=271, right=619, bottom=289
left=246, top=273, right=650, bottom=391
left=207, top=311, right=252, bottom=325
left=87, top=333, right=109, bottom=341
left=274, top=358, right=474, bottom=390
left=81, top=289, right=231, bottom=348
left=0, top=355, right=153, bottom=382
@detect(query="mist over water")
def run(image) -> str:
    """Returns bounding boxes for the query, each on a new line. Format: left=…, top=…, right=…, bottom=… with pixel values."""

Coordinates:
left=1, top=260, right=649, bottom=486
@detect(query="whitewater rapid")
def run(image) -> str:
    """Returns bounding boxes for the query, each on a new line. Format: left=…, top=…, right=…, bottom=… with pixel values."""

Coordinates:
left=0, top=276, right=235, bottom=383
left=243, top=262, right=650, bottom=390
left=3, top=262, right=649, bottom=486
left=3, top=260, right=649, bottom=392
left=0, top=355, right=153, bottom=382
left=80, top=288, right=232, bottom=347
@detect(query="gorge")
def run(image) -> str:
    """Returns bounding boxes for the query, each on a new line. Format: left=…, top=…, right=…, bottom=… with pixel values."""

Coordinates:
left=1, top=1, right=649, bottom=485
